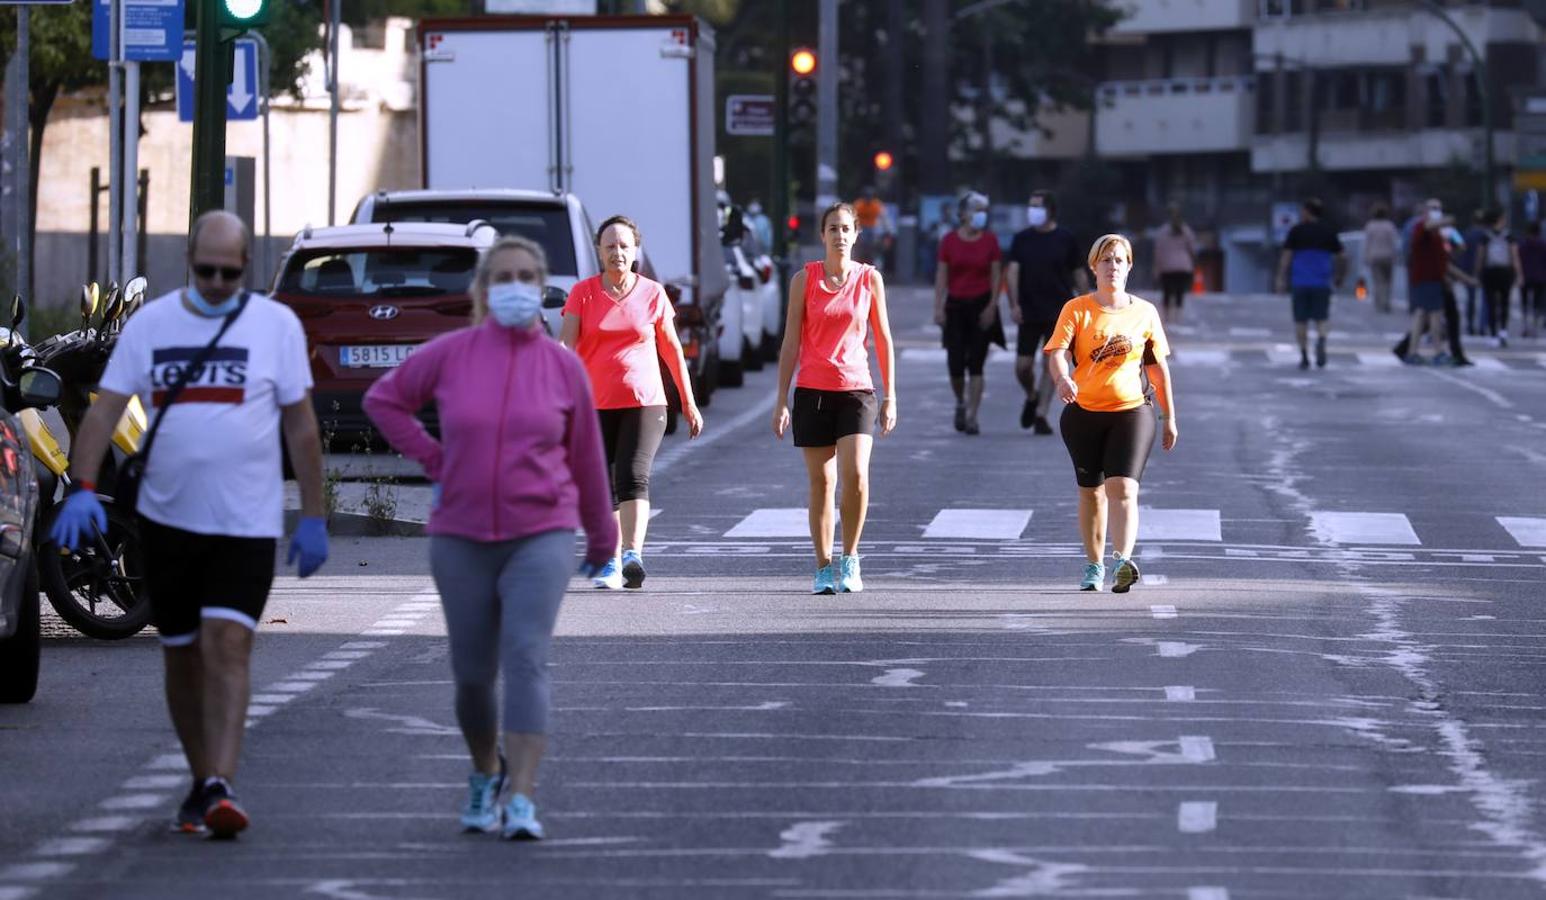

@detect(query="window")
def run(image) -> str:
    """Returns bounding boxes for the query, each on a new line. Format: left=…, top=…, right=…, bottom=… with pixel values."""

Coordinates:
left=278, top=248, right=478, bottom=298
left=1463, top=70, right=1483, bottom=127
left=375, top=202, right=581, bottom=276
left=1284, top=70, right=1303, bottom=132
left=1256, top=71, right=1276, bottom=134
left=1425, top=69, right=1448, bottom=128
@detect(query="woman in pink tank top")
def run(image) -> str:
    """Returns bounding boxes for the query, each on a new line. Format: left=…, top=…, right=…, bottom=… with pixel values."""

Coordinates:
left=772, top=202, right=898, bottom=595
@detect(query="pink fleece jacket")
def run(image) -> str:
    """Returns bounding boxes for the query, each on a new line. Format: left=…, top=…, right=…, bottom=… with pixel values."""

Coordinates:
left=363, top=320, right=617, bottom=563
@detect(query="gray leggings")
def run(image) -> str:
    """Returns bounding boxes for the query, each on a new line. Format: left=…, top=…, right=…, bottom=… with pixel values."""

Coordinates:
left=429, top=530, right=574, bottom=736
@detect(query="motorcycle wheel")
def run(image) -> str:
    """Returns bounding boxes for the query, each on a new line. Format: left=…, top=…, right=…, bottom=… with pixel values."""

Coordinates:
left=39, top=503, right=152, bottom=640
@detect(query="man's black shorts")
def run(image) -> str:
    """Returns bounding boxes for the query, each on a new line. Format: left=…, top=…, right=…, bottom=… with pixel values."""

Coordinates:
left=138, top=516, right=276, bottom=646
left=791, top=387, right=877, bottom=448
left=1017, top=318, right=1059, bottom=357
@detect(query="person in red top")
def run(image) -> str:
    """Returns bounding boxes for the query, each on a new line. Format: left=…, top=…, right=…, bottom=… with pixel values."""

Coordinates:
left=773, top=202, right=898, bottom=595
left=1404, top=198, right=1453, bottom=364
left=560, top=215, right=702, bottom=589
left=933, top=191, right=1004, bottom=435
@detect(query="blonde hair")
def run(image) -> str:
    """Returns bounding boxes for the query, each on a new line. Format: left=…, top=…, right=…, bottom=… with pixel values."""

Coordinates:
left=1086, top=233, right=1134, bottom=271
left=470, top=236, right=547, bottom=324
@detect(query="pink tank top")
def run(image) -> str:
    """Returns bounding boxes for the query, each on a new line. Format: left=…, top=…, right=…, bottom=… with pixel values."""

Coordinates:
left=796, top=261, right=875, bottom=392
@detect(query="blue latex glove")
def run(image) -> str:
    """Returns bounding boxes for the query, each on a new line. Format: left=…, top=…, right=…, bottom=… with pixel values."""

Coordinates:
left=50, top=489, right=107, bottom=551
left=287, top=516, right=329, bottom=578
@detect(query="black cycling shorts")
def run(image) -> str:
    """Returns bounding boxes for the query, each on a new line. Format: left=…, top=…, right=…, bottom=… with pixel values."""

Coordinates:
left=597, top=405, right=668, bottom=507
left=138, top=516, right=276, bottom=646
left=1059, top=403, right=1157, bottom=488
left=792, top=387, right=877, bottom=448
left=1016, top=318, right=1058, bottom=358
left=942, top=294, right=994, bottom=377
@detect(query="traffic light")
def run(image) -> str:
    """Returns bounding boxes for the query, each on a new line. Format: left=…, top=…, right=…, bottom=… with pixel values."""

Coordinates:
left=219, top=0, right=271, bottom=33
left=873, top=151, right=894, bottom=172
left=789, top=47, right=817, bottom=127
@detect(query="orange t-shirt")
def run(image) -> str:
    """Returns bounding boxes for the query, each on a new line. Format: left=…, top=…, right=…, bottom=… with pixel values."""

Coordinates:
left=853, top=197, right=884, bottom=230
left=1043, top=293, right=1168, bottom=412
left=562, top=274, right=673, bottom=409
left=796, top=261, right=877, bottom=392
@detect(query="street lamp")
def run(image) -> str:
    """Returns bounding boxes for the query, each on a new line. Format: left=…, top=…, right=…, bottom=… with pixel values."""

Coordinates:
left=1418, top=0, right=1493, bottom=210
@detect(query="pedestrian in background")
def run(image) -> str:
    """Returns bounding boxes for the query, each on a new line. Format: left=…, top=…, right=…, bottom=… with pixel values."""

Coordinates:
left=853, top=186, right=893, bottom=268
left=1045, top=233, right=1177, bottom=593
left=560, top=216, right=703, bottom=590
left=1361, top=205, right=1400, bottom=314
left=933, top=191, right=1003, bottom=435
left=1275, top=197, right=1345, bottom=370
left=773, top=201, right=897, bottom=595
left=1475, top=209, right=1523, bottom=348
left=51, top=210, right=329, bottom=839
left=1518, top=220, right=1546, bottom=338
left=1457, top=210, right=1487, bottom=335
left=1152, top=203, right=1196, bottom=325
left=1006, top=189, right=1086, bottom=435
left=1402, top=198, right=1456, bottom=365
left=364, top=236, right=617, bottom=842
left=745, top=198, right=774, bottom=252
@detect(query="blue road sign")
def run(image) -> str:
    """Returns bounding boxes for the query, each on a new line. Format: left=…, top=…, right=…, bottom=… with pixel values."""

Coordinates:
left=92, top=0, right=184, bottom=62
left=176, top=39, right=261, bottom=124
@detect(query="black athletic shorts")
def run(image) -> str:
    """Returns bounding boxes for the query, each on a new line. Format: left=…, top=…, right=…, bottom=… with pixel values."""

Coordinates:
left=1059, top=402, right=1158, bottom=488
left=1016, top=318, right=1059, bottom=358
left=597, top=405, right=668, bottom=507
left=138, top=516, right=276, bottom=646
left=791, top=387, right=877, bottom=448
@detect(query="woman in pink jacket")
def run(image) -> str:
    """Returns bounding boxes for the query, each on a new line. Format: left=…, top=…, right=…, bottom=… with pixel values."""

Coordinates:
left=364, top=235, right=616, bottom=842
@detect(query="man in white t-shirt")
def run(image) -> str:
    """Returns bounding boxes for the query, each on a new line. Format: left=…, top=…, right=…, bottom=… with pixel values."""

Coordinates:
left=51, top=210, right=328, bottom=839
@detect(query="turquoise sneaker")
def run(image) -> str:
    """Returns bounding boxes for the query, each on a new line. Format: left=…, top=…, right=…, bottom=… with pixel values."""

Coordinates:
left=838, top=555, right=863, bottom=593
left=1079, top=562, right=1105, bottom=591
left=460, top=760, right=507, bottom=833
left=812, top=563, right=837, bottom=595
left=1111, top=554, right=1141, bottom=594
left=621, top=549, right=646, bottom=589
left=592, top=557, right=623, bottom=590
left=500, top=793, right=544, bottom=841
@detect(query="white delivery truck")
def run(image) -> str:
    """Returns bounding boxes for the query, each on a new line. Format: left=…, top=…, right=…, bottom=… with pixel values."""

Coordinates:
left=417, top=14, right=728, bottom=400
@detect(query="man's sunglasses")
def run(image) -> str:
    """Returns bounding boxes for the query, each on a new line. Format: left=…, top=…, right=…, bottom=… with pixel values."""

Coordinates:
left=193, top=263, right=245, bottom=281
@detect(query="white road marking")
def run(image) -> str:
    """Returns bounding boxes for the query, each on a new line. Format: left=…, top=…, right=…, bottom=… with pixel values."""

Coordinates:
left=1498, top=517, right=1546, bottom=548
left=1139, top=508, right=1222, bottom=542
left=1179, top=736, right=1216, bottom=762
left=1427, top=367, right=1514, bottom=409
left=1471, top=356, right=1508, bottom=370
left=121, top=774, right=186, bottom=790
left=98, top=794, right=165, bottom=810
left=1165, top=686, right=1196, bottom=702
left=969, top=851, right=1090, bottom=895
left=339, top=641, right=394, bottom=649
left=1229, top=326, right=1270, bottom=337
left=290, top=671, right=337, bottom=681
left=250, top=693, right=297, bottom=704
left=1178, top=801, right=1218, bottom=833
left=1357, top=351, right=1402, bottom=368
left=1150, top=605, right=1178, bottom=619
left=726, top=508, right=820, bottom=538
left=32, top=838, right=110, bottom=857
left=0, top=863, right=73, bottom=880
left=1157, top=641, right=1199, bottom=658
left=1309, top=511, right=1420, bottom=545
left=1169, top=349, right=1230, bottom=366
left=343, top=708, right=460, bottom=736
left=306, top=660, right=356, bottom=670
left=245, top=705, right=278, bottom=717
left=145, top=754, right=188, bottom=771
left=361, top=629, right=406, bottom=636
left=0, top=887, right=37, bottom=900
left=769, top=821, right=845, bottom=858
left=872, top=668, right=926, bottom=688
left=654, top=390, right=776, bottom=477
left=922, top=509, right=1031, bottom=540
left=1146, top=574, right=1170, bottom=585
left=322, top=651, right=373, bottom=660
left=1188, top=888, right=1230, bottom=900
left=68, top=817, right=139, bottom=833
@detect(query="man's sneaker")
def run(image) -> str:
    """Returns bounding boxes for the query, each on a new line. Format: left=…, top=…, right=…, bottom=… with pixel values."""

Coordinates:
left=171, top=779, right=207, bottom=834
left=1019, top=399, right=1035, bottom=430
left=201, top=778, right=248, bottom=839
left=500, top=793, right=544, bottom=841
left=1111, top=554, right=1142, bottom=594
left=1079, top=562, right=1105, bottom=591
left=621, top=549, right=646, bottom=589
left=1314, top=336, right=1327, bottom=368
left=1402, top=354, right=1426, bottom=366
left=460, top=758, right=508, bottom=833
left=838, top=555, right=864, bottom=593
left=1498, top=330, right=1509, bottom=348
left=1033, top=415, right=1054, bottom=436
left=592, top=558, right=623, bottom=590
left=1298, top=354, right=1310, bottom=370
left=812, top=563, right=837, bottom=595
left=1433, top=352, right=1453, bottom=367
left=954, top=405, right=967, bottom=433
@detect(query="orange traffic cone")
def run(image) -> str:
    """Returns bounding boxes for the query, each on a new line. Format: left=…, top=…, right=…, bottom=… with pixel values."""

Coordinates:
left=1191, top=266, right=1204, bottom=294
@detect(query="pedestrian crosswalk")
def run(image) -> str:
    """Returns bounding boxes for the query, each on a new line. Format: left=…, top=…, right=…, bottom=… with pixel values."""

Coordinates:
left=696, top=508, right=1546, bottom=550
left=896, top=346, right=1546, bottom=371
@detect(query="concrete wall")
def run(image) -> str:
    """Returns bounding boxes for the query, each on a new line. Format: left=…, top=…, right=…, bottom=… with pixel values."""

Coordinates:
left=1111, top=0, right=1255, bottom=35
left=1096, top=77, right=1255, bottom=157
left=1252, top=128, right=1516, bottom=173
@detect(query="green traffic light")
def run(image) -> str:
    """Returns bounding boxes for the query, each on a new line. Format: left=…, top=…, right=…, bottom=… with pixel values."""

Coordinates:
left=219, top=0, right=270, bottom=29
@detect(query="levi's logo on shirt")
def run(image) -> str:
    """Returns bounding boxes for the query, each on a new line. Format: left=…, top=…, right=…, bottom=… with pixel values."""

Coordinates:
left=150, top=346, right=249, bottom=405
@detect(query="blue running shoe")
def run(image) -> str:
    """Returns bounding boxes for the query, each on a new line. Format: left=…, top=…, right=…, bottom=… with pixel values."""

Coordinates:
left=812, top=563, right=837, bottom=595
left=592, top=557, right=623, bottom=590
left=500, top=793, right=544, bottom=841
left=460, top=757, right=508, bottom=833
left=171, top=779, right=207, bottom=834
left=838, top=555, right=863, bottom=593
left=201, top=778, right=248, bottom=839
left=1111, top=554, right=1141, bottom=594
left=1080, top=562, right=1105, bottom=591
left=621, top=549, right=646, bottom=589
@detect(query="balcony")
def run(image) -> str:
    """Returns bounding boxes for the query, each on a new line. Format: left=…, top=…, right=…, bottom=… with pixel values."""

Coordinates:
left=1095, top=76, right=1255, bottom=157
left=1251, top=127, right=1515, bottom=172
left=1109, top=0, right=1256, bottom=34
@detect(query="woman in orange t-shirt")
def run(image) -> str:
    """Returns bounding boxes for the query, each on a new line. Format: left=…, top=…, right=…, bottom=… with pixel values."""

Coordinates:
left=1043, top=233, right=1179, bottom=594
left=772, top=202, right=898, bottom=595
left=560, top=215, right=703, bottom=590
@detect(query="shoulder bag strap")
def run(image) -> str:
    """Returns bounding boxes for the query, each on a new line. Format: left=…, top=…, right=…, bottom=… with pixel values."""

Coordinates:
left=137, top=292, right=250, bottom=462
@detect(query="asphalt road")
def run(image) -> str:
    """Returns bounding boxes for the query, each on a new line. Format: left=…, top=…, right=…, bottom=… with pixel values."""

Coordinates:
left=3, top=284, right=1546, bottom=899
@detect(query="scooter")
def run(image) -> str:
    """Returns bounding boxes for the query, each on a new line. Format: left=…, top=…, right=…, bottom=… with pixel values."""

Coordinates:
left=10, top=288, right=152, bottom=639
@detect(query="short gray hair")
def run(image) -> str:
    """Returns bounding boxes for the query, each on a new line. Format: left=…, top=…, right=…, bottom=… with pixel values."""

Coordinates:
left=187, top=210, right=252, bottom=261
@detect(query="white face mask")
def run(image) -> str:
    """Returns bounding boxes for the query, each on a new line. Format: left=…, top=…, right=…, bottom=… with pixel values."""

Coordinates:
left=1026, top=206, right=1048, bottom=227
left=1427, top=209, right=1443, bottom=224
left=969, top=210, right=988, bottom=230
left=487, top=281, right=543, bottom=329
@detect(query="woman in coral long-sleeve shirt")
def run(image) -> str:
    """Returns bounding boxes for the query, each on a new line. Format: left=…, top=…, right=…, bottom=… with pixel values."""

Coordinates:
left=364, top=236, right=617, bottom=842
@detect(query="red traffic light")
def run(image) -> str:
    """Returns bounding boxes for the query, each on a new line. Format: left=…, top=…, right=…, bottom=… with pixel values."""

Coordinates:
left=790, top=48, right=817, bottom=76
left=786, top=214, right=800, bottom=231
left=873, top=151, right=894, bottom=171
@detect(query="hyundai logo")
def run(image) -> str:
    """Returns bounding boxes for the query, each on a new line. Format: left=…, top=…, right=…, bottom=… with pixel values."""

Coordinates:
left=368, top=305, right=400, bottom=320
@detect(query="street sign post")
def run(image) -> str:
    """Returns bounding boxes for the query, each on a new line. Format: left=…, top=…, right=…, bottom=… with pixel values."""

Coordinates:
left=176, top=38, right=260, bottom=122
left=92, top=0, right=183, bottom=61
left=725, top=94, right=775, bottom=137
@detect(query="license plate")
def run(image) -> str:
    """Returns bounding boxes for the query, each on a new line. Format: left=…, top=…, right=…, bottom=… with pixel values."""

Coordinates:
left=339, top=344, right=417, bottom=368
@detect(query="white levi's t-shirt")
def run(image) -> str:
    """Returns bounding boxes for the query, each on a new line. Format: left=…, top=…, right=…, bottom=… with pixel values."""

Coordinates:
left=99, top=290, right=312, bottom=538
